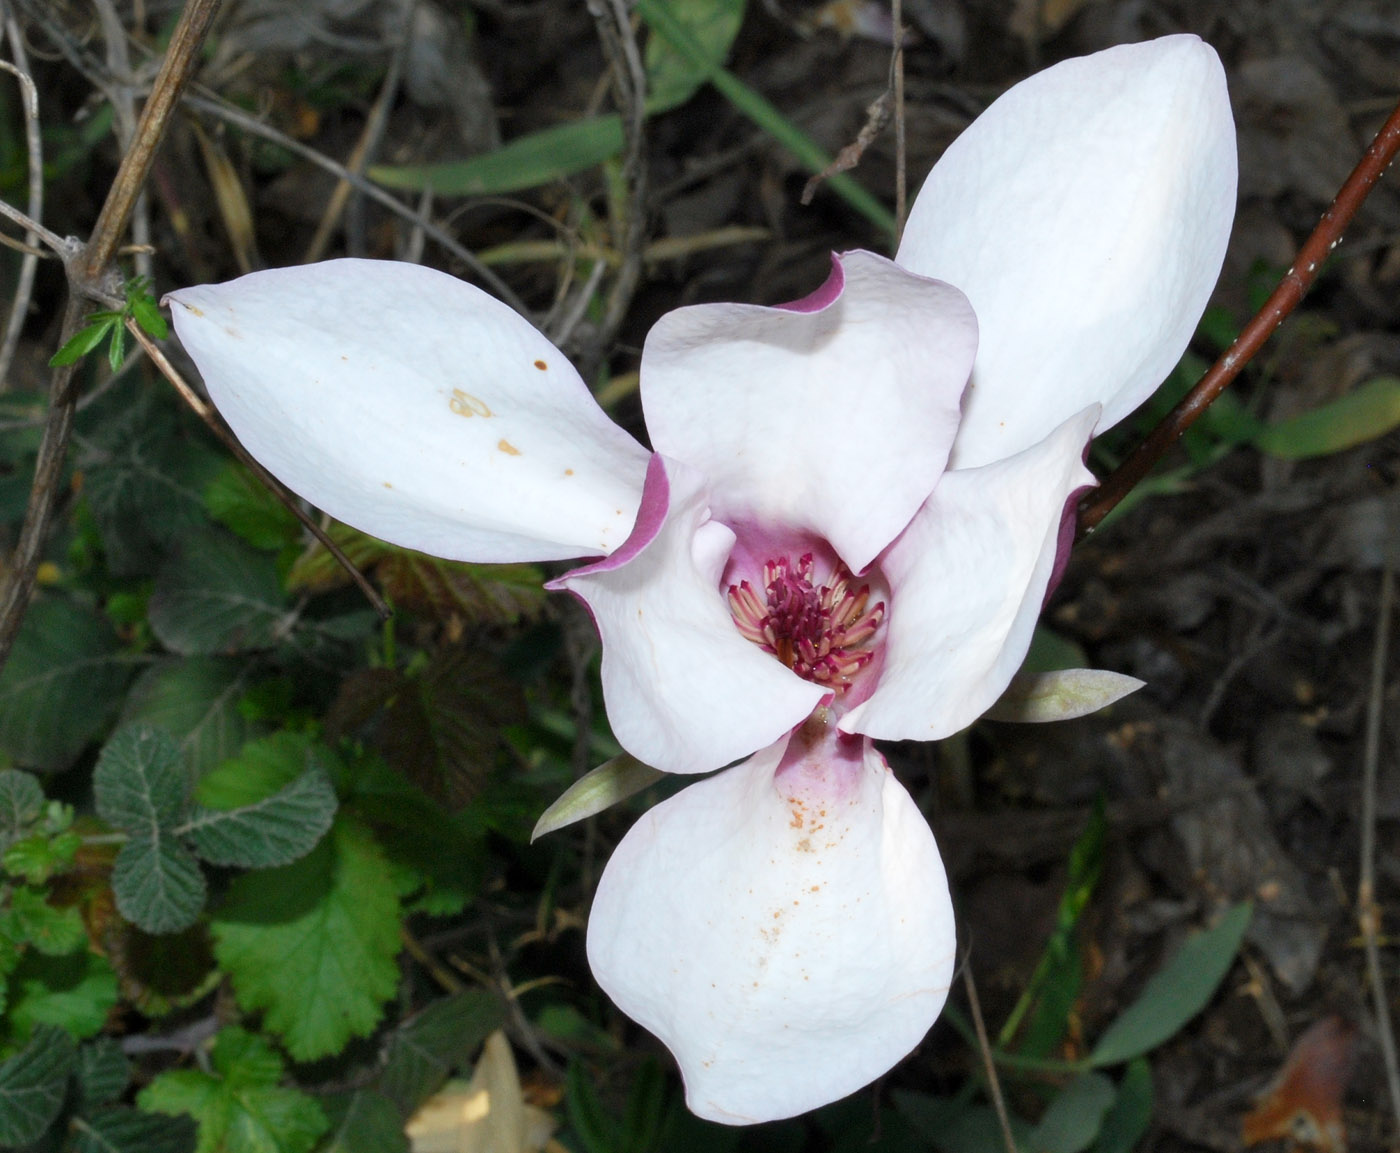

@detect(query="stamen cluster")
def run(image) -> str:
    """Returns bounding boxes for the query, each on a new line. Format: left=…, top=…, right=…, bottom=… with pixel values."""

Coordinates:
left=728, top=553, right=884, bottom=693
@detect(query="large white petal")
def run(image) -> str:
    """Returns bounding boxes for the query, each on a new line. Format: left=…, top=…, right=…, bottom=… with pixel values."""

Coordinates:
left=641, top=250, right=976, bottom=574
left=167, top=260, right=650, bottom=562
left=842, top=407, right=1098, bottom=741
left=587, top=725, right=955, bottom=1124
left=552, top=456, right=825, bottom=775
left=897, top=35, right=1237, bottom=469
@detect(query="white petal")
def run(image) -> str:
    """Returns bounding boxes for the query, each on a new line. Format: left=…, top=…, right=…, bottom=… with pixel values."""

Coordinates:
left=897, top=35, right=1237, bottom=469
left=551, top=456, right=825, bottom=775
left=641, top=250, right=976, bottom=574
left=167, top=260, right=650, bottom=562
left=587, top=726, right=955, bottom=1124
left=843, top=407, right=1098, bottom=741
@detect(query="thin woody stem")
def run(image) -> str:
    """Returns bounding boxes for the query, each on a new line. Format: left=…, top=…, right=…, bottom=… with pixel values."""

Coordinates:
left=0, top=0, right=223, bottom=674
left=1078, top=95, right=1400, bottom=538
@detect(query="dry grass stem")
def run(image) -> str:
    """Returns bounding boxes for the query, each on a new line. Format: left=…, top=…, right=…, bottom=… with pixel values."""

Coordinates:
left=0, top=22, right=43, bottom=389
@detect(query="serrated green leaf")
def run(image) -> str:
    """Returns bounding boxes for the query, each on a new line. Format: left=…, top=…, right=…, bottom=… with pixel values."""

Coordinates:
left=1093, top=1060, right=1153, bottom=1153
left=7, top=885, right=87, bottom=954
left=67, top=1104, right=196, bottom=1153
left=141, top=1028, right=327, bottom=1153
left=7, top=949, right=119, bottom=1040
left=0, top=1024, right=77, bottom=1145
left=1254, top=376, right=1400, bottom=459
left=94, top=725, right=190, bottom=833
left=1089, top=903, right=1252, bottom=1067
left=320, top=1090, right=409, bottom=1153
left=120, top=658, right=264, bottom=780
left=985, top=669, right=1145, bottom=724
left=149, top=532, right=288, bottom=656
left=202, top=463, right=300, bottom=552
left=76, top=1037, right=131, bottom=1108
left=49, top=318, right=119, bottom=367
left=379, top=991, right=504, bottom=1116
left=370, top=116, right=625, bottom=196
left=0, top=599, right=136, bottom=772
left=4, top=830, right=82, bottom=884
left=644, top=0, right=745, bottom=112
left=192, top=731, right=312, bottom=809
left=211, top=818, right=401, bottom=1060
left=1031, top=1072, right=1117, bottom=1153
left=111, top=837, right=206, bottom=935
left=182, top=768, right=336, bottom=869
left=531, top=755, right=664, bottom=841
left=0, top=769, right=44, bottom=850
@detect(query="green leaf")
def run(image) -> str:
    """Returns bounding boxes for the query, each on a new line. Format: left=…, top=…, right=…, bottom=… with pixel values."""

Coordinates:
left=120, top=657, right=264, bottom=780
left=106, top=323, right=127, bottom=373
left=893, top=1091, right=1035, bottom=1153
left=567, top=1061, right=619, bottom=1153
left=644, top=0, right=745, bottom=112
left=211, top=818, right=402, bottom=1061
left=128, top=288, right=169, bottom=340
left=0, top=599, right=136, bottom=772
left=1254, top=376, right=1400, bottom=459
left=1093, top=1060, right=1153, bottom=1153
left=620, top=1058, right=666, bottom=1153
left=140, top=1027, right=328, bottom=1153
left=202, top=463, right=300, bottom=552
left=1089, top=903, right=1252, bottom=1067
left=379, top=991, right=504, bottom=1116
left=6, top=885, right=87, bottom=954
left=0, top=1024, right=77, bottom=1145
left=192, top=731, right=314, bottom=810
left=110, top=837, right=207, bottom=935
left=49, top=317, right=119, bottom=367
left=531, top=754, right=664, bottom=841
left=68, top=1105, right=196, bottom=1153
left=371, top=116, right=625, bottom=196
left=1031, top=1072, right=1117, bottom=1153
left=320, top=1091, right=409, bottom=1153
left=182, top=765, right=336, bottom=869
left=4, top=830, right=82, bottom=884
left=94, top=725, right=190, bottom=833
left=985, top=669, right=1145, bottom=724
left=76, top=1037, right=131, bottom=1108
left=6, top=949, right=120, bottom=1040
left=0, top=770, right=44, bottom=850
left=149, top=532, right=288, bottom=656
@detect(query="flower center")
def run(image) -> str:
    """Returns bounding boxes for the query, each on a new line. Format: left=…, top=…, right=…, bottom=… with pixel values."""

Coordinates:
left=727, top=553, right=885, bottom=695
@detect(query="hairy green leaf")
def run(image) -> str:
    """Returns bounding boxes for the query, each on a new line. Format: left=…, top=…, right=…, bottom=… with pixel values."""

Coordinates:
left=111, top=837, right=206, bottom=935
left=0, top=599, right=136, bottom=772
left=211, top=819, right=401, bottom=1060
left=76, top=1037, right=131, bottom=1108
left=149, top=532, right=288, bottom=656
left=202, top=463, right=300, bottom=552
left=1089, top=903, right=1252, bottom=1067
left=0, top=1024, right=76, bottom=1145
left=121, top=657, right=264, bottom=779
left=379, top=991, right=504, bottom=1116
left=183, top=767, right=336, bottom=869
left=0, top=770, right=44, bottom=850
left=320, top=1090, right=408, bottom=1153
left=192, top=731, right=313, bottom=809
left=68, top=1105, right=196, bottom=1153
left=5, top=885, right=87, bottom=954
left=94, top=725, right=190, bottom=833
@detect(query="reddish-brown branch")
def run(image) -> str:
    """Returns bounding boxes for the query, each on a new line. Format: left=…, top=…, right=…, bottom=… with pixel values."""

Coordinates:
left=1077, top=96, right=1400, bottom=538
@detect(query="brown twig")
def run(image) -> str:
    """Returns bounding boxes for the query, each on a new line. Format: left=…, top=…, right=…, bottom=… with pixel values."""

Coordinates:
left=962, top=957, right=1020, bottom=1153
left=0, top=0, right=224, bottom=675
left=0, top=21, right=43, bottom=389
left=1077, top=96, right=1400, bottom=538
left=1359, top=559, right=1400, bottom=1125
left=124, top=319, right=391, bottom=620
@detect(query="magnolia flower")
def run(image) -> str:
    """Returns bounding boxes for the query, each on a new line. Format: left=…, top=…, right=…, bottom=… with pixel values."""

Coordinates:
left=165, top=35, right=1235, bottom=1126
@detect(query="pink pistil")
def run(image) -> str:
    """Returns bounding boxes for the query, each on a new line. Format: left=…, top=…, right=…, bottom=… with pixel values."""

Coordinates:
left=727, top=553, right=885, bottom=694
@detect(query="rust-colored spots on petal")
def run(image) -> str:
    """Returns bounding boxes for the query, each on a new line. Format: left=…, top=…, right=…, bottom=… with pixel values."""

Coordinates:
left=1242, top=1016, right=1356, bottom=1153
left=382, top=481, right=393, bottom=489
left=497, top=439, right=521, bottom=456
left=533, top=359, right=548, bottom=370
left=450, top=389, right=492, bottom=417
left=564, top=469, right=574, bottom=476
left=185, top=304, right=205, bottom=317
